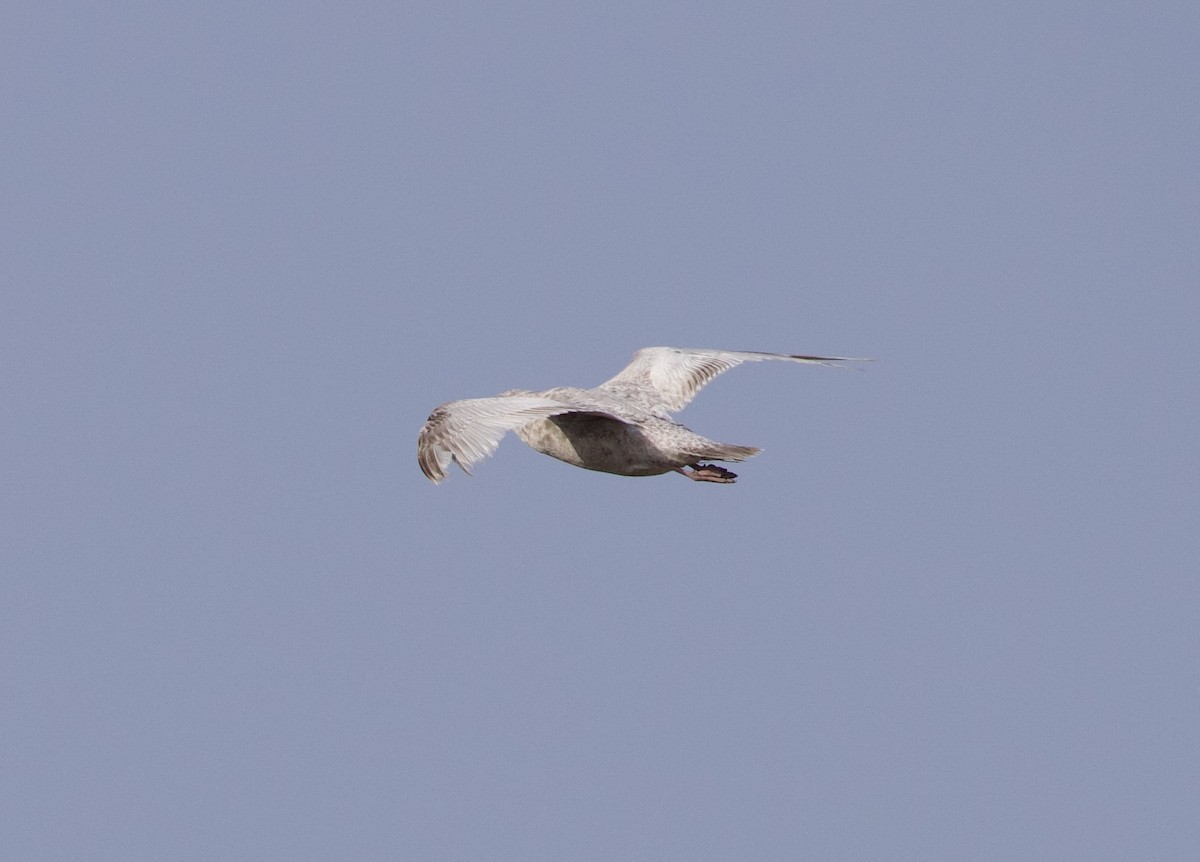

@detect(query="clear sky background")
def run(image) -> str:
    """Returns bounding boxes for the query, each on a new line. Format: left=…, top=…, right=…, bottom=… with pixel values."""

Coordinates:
left=4, top=2, right=1198, bottom=860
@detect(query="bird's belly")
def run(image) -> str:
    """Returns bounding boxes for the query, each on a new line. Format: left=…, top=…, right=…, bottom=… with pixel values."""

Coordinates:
left=516, top=416, right=672, bottom=476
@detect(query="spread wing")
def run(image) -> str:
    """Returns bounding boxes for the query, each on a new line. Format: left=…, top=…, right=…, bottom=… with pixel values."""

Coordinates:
left=597, top=347, right=869, bottom=414
left=418, top=396, right=621, bottom=483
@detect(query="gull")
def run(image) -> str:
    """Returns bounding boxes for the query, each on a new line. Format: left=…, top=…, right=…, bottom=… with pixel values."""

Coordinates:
left=418, top=347, right=867, bottom=484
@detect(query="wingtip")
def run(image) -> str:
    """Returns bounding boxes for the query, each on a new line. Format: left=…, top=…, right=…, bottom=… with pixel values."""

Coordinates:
left=783, top=354, right=875, bottom=370
left=418, top=448, right=448, bottom=483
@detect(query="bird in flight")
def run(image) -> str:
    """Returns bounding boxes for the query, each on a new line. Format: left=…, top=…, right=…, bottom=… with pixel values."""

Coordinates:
left=418, top=346, right=867, bottom=484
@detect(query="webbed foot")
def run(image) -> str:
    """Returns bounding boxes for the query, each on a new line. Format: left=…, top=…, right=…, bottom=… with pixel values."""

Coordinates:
left=678, top=463, right=738, bottom=483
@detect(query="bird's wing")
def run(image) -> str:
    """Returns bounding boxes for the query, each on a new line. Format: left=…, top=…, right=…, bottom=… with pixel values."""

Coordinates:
left=597, top=347, right=869, bottom=413
left=417, top=396, right=623, bottom=483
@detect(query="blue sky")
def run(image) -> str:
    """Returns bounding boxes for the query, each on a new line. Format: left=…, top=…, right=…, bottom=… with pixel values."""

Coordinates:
left=4, top=2, right=1198, bottom=859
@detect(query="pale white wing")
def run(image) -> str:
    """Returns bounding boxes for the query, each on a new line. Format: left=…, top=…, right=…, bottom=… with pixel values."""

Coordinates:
left=418, top=396, right=619, bottom=483
left=598, top=347, right=869, bottom=413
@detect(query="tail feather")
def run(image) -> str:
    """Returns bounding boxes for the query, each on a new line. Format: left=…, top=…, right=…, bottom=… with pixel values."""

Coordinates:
left=703, top=444, right=761, bottom=462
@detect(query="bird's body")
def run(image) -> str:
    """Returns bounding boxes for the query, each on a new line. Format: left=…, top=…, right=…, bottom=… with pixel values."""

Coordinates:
left=418, top=347, right=866, bottom=484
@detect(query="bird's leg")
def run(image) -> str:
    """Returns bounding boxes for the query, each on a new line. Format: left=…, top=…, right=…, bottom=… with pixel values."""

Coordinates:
left=676, top=463, right=739, bottom=483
